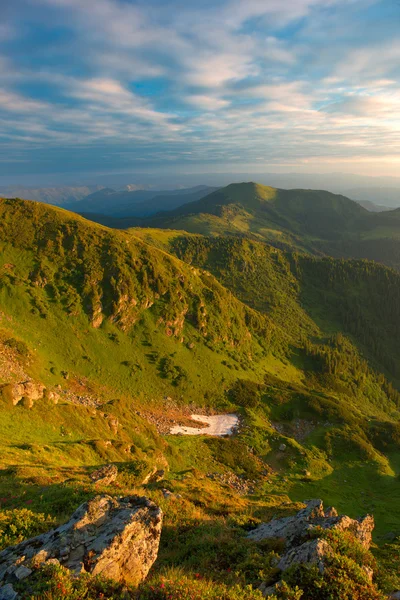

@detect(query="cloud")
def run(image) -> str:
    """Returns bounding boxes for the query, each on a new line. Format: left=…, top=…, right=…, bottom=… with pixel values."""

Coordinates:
left=185, top=95, right=230, bottom=111
left=1, top=0, right=400, bottom=176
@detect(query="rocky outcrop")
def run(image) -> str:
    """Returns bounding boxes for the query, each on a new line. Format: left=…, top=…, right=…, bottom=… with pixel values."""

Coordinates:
left=6, top=381, right=45, bottom=407
left=1, top=381, right=61, bottom=408
left=277, top=538, right=332, bottom=572
left=247, top=499, right=373, bottom=550
left=90, top=464, right=118, bottom=485
left=247, top=499, right=374, bottom=596
left=0, top=495, right=162, bottom=595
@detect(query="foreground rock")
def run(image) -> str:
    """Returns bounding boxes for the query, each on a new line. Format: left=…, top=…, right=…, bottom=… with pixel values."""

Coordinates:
left=247, top=499, right=374, bottom=596
left=247, top=499, right=373, bottom=550
left=0, top=495, right=162, bottom=595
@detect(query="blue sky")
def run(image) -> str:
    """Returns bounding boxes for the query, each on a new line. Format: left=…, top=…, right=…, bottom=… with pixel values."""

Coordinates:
left=1, top=0, right=400, bottom=181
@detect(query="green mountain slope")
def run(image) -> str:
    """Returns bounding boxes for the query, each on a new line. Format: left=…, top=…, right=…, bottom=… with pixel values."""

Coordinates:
left=2, top=198, right=400, bottom=597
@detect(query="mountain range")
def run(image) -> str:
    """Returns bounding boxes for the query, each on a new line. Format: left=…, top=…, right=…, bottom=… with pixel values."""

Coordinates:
left=64, top=184, right=218, bottom=216
left=2, top=185, right=400, bottom=598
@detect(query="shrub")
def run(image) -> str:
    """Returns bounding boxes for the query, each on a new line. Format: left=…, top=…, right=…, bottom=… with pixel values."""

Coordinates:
left=206, top=438, right=261, bottom=478
left=0, top=508, right=55, bottom=551
left=230, top=380, right=261, bottom=408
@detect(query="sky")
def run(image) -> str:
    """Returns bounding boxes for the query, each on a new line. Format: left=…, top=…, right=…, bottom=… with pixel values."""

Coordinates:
left=1, top=0, right=400, bottom=183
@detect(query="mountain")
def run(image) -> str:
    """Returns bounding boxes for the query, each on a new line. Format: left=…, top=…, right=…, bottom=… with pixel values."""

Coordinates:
left=345, top=186, right=400, bottom=209
left=97, top=182, right=400, bottom=271
left=355, top=199, right=391, bottom=212
left=2, top=196, right=400, bottom=597
left=67, top=185, right=218, bottom=217
left=0, top=184, right=104, bottom=206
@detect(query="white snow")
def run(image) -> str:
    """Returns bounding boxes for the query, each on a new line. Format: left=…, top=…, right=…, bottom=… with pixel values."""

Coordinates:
left=169, top=413, right=239, bottom=437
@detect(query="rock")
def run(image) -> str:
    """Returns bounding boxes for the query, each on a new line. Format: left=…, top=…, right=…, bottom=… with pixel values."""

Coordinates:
left=247, top=499, right=325, bottom=545
left=108, top=417, right=119, bottom=435
left=0, top=495, right=162, bottom=587
left=48, top=391, right=59, bottom=404
left=279, top=443, right=287, bottom=451
left=142, top=467, right=165, bottom=485
left=0, top=584, right=18, bottom=600
left=277, top=539, right=332, bottom=572
left=250, top=498, right=375, bottom=591
left=90, top=464, right=118, bottom=485
left=362, top=566, right=374, bottom=583
left=8, top=381, right=45, bottom=407
left=12, top=565, right=32, bottom=581
left=247, top=499, right=373, bottom=551
left=389, top=591, right=400, bottom=599
left=259, top=582, right=278, bottom=597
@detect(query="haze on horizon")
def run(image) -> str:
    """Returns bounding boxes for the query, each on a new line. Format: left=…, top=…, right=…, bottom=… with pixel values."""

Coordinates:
left=1, top=0, right=400, bottom=183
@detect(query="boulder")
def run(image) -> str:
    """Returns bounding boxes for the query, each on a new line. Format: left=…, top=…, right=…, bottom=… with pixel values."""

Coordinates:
left=7, top=381, right=45, bottom=407
left=247, top=499, right=373, bottom=550
left=248, top=499, right=374, bottom=586
left=247, top=499, right=325, bottom=546
left=90, top=464, right=118, bottom=485
left=0, top=495, right=162, bottom=589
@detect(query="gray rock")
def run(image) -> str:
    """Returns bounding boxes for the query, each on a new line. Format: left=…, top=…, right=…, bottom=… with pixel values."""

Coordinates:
left=250, top=498, right=375, bottom=593
left=0, top=584, right=18, bottom=600
left=0, top=495, right=162, bottom=587
left=277, top=539, right=332, bottom=572
left=247, top=499, right=325, bottom=546
left=247, top=499, right=373, bottom=551
left=90, top=464, right=118, bottom=485
left=13, top=565, right=32, bottom=580
left=279, top=443, right=287, bottom=451
left=259, top=582, right=278, bottom=597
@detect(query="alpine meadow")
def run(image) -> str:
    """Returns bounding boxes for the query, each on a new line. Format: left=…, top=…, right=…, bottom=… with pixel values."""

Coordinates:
left=2, top=1, right=400, bottom=599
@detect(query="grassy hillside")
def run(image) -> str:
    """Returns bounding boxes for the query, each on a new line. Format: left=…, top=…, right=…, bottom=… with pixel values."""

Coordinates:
left=2, top=198, right=400, bottom=598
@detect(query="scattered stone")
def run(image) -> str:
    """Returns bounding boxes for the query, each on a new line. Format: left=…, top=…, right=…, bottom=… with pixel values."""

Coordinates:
left=108, top=417, right=119, bottom=435
left=0, top=584, right=18, bottom=600
left=90, top=464, right=118, bottom=485
left=206, top=471, right=260, bottom=495
left=142, top=468, right=165, bottom=485
left=279, top=443, right=287, bottom=452
left=389, top=591, right=400, bottom=599
left=47, top=391, right=59, bottom=404
left=0, top=495, right=162, bottom=587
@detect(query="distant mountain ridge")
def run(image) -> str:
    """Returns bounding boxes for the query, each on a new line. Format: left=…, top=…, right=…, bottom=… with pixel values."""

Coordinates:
left=65, top=185, right=219, bottom=217
left=0, top=184, right=104, bottom=206
left=78, top=181, right=400, bottom=271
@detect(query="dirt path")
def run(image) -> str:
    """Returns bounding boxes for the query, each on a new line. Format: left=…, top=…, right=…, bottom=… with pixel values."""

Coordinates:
left=169, top=413, right=239, bottom=437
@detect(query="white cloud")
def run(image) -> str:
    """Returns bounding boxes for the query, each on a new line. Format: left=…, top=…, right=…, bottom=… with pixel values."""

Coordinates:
left=186, top=95, right=230, bottom=110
